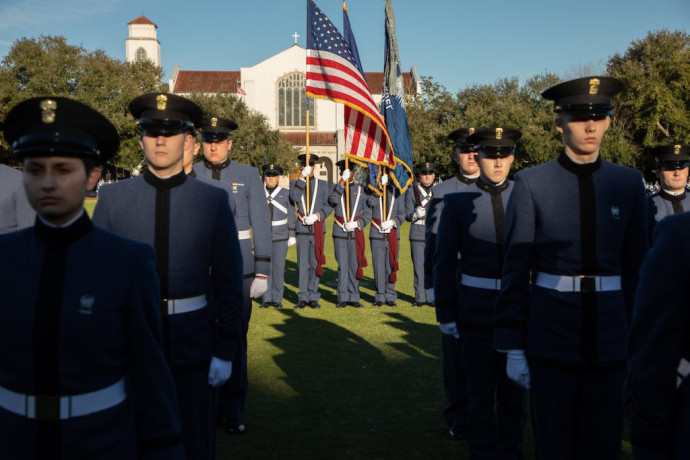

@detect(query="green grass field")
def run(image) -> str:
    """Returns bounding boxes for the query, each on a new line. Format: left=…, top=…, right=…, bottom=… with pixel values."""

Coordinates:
left=84, top=199, right=633, bottom=459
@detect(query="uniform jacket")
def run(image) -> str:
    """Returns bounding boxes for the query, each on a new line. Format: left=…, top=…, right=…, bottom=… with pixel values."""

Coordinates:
left=289, top=177, right=332, bottom=235
left=265, top=185, right=295, bottom=241
left=193, top=160, right=272, bottom=276
left=626, top=212, right=690, bottom=460
left=0, top=164, right=35, bottom=234
left=93, top=172, right=243, bottom=369
left=649, top=190, right=690, bottom=223
left=404, top=182, right=435, bottom=242
left=328, top=182, right=370, bottom=239
left=434, top=179, right=513, bottom=327
left=494, top=152, right=648, bottom=367
left=366, top=187, right=405, bottom=240
left=0, top=215, right=183, bottom=459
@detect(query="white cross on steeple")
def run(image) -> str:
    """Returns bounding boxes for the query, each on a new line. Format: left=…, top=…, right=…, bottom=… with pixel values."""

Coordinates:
left=292, top=32, right=300, bottom=44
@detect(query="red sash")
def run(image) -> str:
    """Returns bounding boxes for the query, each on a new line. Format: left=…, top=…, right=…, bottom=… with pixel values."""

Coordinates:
left=299, top=212, right=327, bottom=276
left=371, top=217, right=399, bottom=283
left=334, top=215, right=368, bottom=279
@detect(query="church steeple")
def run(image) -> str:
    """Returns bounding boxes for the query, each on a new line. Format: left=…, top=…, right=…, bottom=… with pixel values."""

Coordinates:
left=125, top=16, right=161, bottom=68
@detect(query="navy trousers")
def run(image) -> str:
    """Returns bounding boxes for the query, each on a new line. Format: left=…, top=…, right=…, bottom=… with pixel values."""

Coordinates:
left=174, top=370, right=213, bottom=460
left=442, top=334, right=468, bottom=434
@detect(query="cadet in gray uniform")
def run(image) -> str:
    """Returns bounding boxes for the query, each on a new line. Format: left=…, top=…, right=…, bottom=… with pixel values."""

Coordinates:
left=289, top=154, right=332, bottom=309
left=192, top=115, right=272, bottom=434
left=93, top=93, right=243, bottom=459
left=366, top=173, right=405, bottom=307
left=328, top=160, right=371, bottom=308
left=404, top=162, right=436, bottom=307
left=0, top=163, right=35, bottom=233
left=648, top=144, right=690, bottom=226
left=425, top=128, right=478, bottom=440
left=261, top=163, right=296, bottom=309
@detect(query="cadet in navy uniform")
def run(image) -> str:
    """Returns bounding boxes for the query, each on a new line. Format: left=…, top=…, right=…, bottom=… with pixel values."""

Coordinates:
left=648, top=144, right=690, bottom=225
left=404, top=161, right=436, bottom=307
left=93, top=93, right=244, bottom=459
left=0, top=97, right=184, bottom=459
left=626, top=212, right=690, bottom=460
left=435, top=128, right=526, bottom=459
left=494, top=77, right=649, bottom=458
left=289, top=154, right=333, bottom=308
left=0, top=163, right=35, bottom=233
left=425, top=128, right=478, bottom=440
left=366, top=173, right=405, bottom=307
left=193, top=115, right=272, bottom=434
left=261, top=163, right=296, bottom=309
left=328, top=160, right=371, bottom=308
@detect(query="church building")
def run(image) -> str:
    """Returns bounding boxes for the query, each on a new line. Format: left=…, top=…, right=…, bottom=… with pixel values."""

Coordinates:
left=126, top=16, right=421, bottom=183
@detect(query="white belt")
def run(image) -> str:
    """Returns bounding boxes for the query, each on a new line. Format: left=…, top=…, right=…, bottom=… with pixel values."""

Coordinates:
left=535, top=272, right=621, bottom=293
left=271, top=218, right=288, bottom=227
left=167, top=294, right=207, bottom=315
left=413, top=220, right=425, bottom=225
left=0, top=377, right=126, bottom=420
left=237, top=229, right=251, bottom=240
left=461, top=274, right=501, bottom=290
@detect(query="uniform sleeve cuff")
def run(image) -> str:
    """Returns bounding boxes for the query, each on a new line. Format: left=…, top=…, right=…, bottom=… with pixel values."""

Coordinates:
left=215, top=337, right=239, bottom=361
left=493, top=327, right=526, bottom=350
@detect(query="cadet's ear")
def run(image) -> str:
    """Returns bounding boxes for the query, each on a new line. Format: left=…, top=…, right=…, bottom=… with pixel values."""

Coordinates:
left=86, top=166, right=101, bottom=190
left=555, top=116, right=564, bottom=134
left=227, top=139, right=233, bottom=150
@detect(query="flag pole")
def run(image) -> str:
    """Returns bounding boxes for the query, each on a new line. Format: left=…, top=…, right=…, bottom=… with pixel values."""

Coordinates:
left=305, top=99, right=311, bottom=214
left=382, top=166, right=387, bottom=223
left=345, top=156, right=351, bottom=221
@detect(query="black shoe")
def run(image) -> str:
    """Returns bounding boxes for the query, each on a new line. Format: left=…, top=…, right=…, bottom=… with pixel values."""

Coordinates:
left=373, top=301, right=384, bottom=307
left=349, top=302, right=363, bottom=308
left=295, top=301, right=308, bottom=309
left=412, top=302, right=423, bottom=307
left=225, top=419, right=246, bottom=435
left=427, top=301, right=436, bottom=307
left=449, top=426, right=465, bottom=441
left=310, top=301, right=321, bottom=309
left=336, top=302, right=347, bottom=308
left=259, top=302, right=270, bottom=309
left=275, top=303, right=284, bottom=309
left=385, top=301, right=397, bottom=307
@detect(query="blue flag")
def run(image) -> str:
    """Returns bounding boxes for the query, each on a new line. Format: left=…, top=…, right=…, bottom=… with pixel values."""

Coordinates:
left=379, top=0, right=414, bottom=193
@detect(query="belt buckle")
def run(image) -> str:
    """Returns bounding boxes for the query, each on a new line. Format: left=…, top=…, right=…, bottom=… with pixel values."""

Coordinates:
left=33, top=395, right=61, bottom=421
left=578, top=275, right=596, bottom=293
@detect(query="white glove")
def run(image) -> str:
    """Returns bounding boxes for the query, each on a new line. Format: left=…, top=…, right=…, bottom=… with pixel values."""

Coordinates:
left=208, top=357, right=232, bottom=387
left=249, top=276, right=268, bottom=298
left=505, top=349, right=531, bottom=390
left=439, top=322, right=459, bottom=339
left=301, top=165, right=312, bottom=178
left=341, top=169, right=351, bottom=181
left=380, top=174, right=389, bottom=186
left=303, top=214, right=318, bottom=225
left=344, top=221, right=359, bottom=231
left=287, top=236, right=296, bottom=247
left=413, top=206, right=426, bottom=220
left=380, top=219, right=395, bottom=231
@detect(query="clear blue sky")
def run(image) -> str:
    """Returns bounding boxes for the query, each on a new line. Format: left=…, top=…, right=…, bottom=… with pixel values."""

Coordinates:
left=0, top=0, right=687, bottom=94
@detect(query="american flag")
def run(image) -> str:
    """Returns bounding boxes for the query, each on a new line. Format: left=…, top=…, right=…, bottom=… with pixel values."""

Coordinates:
left=236, top=81, right=247, bottom=95
left=306, top=0, right=394, bottom=167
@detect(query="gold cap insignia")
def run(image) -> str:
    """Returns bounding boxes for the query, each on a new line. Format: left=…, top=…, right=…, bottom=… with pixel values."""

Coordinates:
left=40, top=99, right=57, bottom=124
left=589, top=78, right=600, bottom=95
left=495, top=127, right=503, bottom=140
left=211, top=117, right=218, bottom=127
left=674, top=144, right=681, bottom=155
left=468, top=127, right=475, bottom=135
left=156, top=94, right=167, bottom=110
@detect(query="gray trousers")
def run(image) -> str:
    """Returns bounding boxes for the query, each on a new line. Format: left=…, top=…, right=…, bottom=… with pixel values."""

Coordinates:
left=296, top=233, right=320, bottom=302
left=410, top=240, right=433, bottom=303
left=370, top=238, right=397, bottom=303
left=333, top=237, right=359, bottom=303
left=263, top=240, right=288, bottom=304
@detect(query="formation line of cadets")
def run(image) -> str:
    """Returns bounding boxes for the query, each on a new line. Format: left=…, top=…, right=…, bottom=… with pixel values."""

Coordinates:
left=1, top=75, right=689, bottom=459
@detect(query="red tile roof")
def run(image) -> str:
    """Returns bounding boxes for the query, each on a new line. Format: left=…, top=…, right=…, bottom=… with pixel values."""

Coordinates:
left=281, top=132, right=336, bottom=146
left=172, top=70, right=417, bottom=95
left=128, top=16, right=157, bottom=27
left=173, top=71, right=241, bottom=93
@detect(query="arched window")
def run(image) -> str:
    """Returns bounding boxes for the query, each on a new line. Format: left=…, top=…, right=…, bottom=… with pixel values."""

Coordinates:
left=135, top=47, right=148, bottom=62
left=277, top=72, right=314, bottom=128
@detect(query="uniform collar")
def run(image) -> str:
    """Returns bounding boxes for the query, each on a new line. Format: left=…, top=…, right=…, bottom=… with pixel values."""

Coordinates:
left=144, top=168, right=187, bottom=191
left=34, top=211, right=92, bottom=245
left=477, top=176, right=509, bottom=194
left=456, top=173, right=478, bottom=185
left=203, top=157, right=231, bottom=171
left=557, top=150, right=602, bottom=175
left=659, top=188, right=687, bottom=202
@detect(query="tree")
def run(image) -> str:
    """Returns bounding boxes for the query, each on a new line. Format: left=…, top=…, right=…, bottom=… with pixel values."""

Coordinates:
left=608, top=29, right=690, bottom=171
